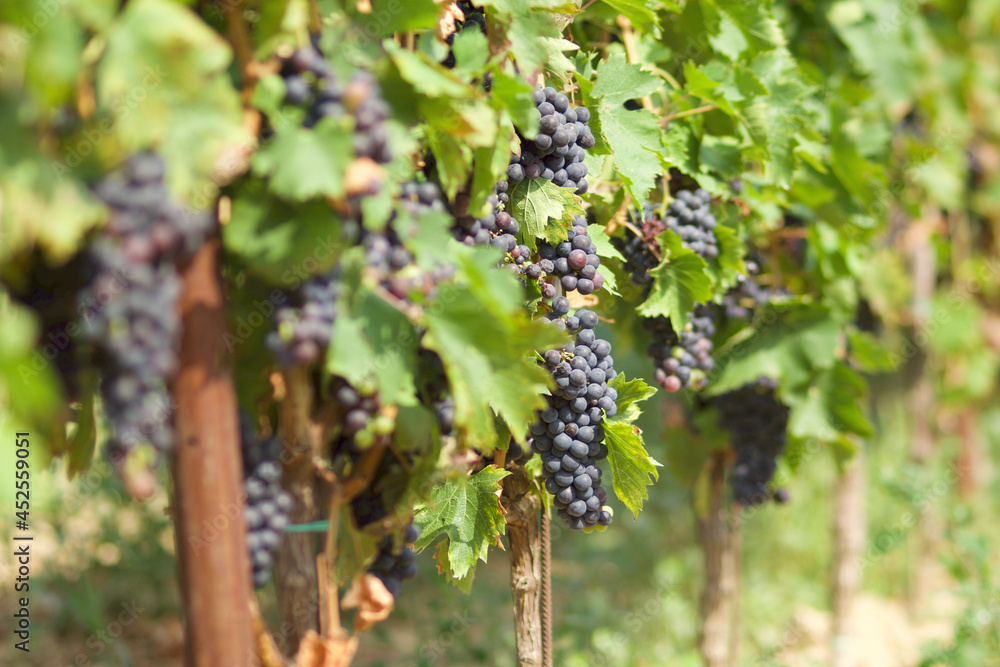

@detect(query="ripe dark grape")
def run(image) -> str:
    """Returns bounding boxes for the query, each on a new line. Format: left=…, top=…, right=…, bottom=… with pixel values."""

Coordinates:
left=77, top=153, right=213, bottom=463
left=714, top=378, right=789, bottom=506
left=240, top=416, right=293, bottom=588
left=529, top=308, right=616, bottom=531
left=368, top=522, right=421, bottom=598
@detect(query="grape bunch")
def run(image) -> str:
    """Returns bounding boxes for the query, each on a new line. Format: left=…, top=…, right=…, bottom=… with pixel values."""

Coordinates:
left=641, top=307, right=716, bottom=393
left=497, top=85, right=596, bottom=200
left=718, top=260, right=770, bottom=322
left=268, top=181, right=454, bottom=367
left=529, top=306, right=617, bottom=531
left=714, top=378, right=789, bottom=506
left=533, top=215, right=606, bottom=295
left=368, top=522, right=420, bottom=597
left=78, top=153, right=213, bottom=462
left=639, top=190, right=719, bottom=259
left=240, top=418, right=294, bottom=588
left=451, top=194, right=522, bottom=253
left=279, top=47, right=392, bottom=167
left=267, top=269, right=342, bottom=367
left=328, top=376, right=393, bottom=455
left=613, top=189, right=724, bottom=392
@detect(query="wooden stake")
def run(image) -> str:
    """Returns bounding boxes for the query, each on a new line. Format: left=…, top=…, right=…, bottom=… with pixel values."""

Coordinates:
left=171, top=237, right=254, bottom=666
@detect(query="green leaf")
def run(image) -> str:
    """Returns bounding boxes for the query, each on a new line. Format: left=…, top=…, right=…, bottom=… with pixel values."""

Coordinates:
left=414, top=466, right=511, bottom=581
left=253, top=118, right=354, bottom=201
left=508, top=179, right=584, bottom=249
left=223, top=180, right=343, bottom=285
left=452, top=29, right=491, bottom=72
left=708, top=303, right=842, bottom=395
left=327, top=273, right=420, bottom=407
left=709, top=0, right=785, bottom=55
left=422, top=250, right=565, bottom=448
left=369, top=0, right=440, bottom=35
left=786, top=363, right=872, bottom=441
left=386, top=41, right=472, bottom=99
left=699, top=135, right=743, bottom=178
left=597, top=0, right=660, bottom=31
left=433, top=539, right=475, bottom=593
left=603, top=420, right=659, bottom=518
left=98, top=0, right=245, bottom=201
left=590, top=53, right=661, bottom=106
left=847, top=331, right=896, bottom=373
left=607, top=373, right=657, bottom=426
left=588, top=54, right=666, bottom=203
left=705, top=224, right=745, bottom=291
left=488, top=70, right=540, bottom=136
left=636, top=233, right=713, bottom=327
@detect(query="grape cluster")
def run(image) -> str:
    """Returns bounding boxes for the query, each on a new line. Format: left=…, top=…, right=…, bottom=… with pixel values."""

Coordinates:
left=79, top=153, right=213, bottom=461
left=368, top=522, right=420, bottom=597
left=328, top=376, right=393, bottom=455
left=642, top=307, right=716, bottom=393
left=497, top=85, right=595, bottom=200
left=268, top=181, right=453, bottom=367
left=451, top=194, right=521, bottom=252
left=714, top=378, right=789, bottom=506
left=529, top=307, right=616, bottom=530
left=267, top=269, right=342, bottom=366
left=240, top=418, right=294, bottom=588
left=279, top=47, right=391, bottom=166
left=718, top=260, right=770, bottom=322
left=613, top=189, right=724, bottom=392
left=533, top=215, right=605, bottom=295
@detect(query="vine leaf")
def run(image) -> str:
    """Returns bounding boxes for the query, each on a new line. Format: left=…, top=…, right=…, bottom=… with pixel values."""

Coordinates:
left=223, top=180, right=343, bottom=284
left=786, top=363, right=872, bottom=441
left=98, top=0, right=245, bottom=201
left=586, top=53, right=666, bottom=203
left=252, top=119, right=354, bottom=201
left=602, top=374, right=658, bottom=518
left=608, top=373, right=657, bottom=426
left=603, top=422, right=660, bottom=519
left=637, top=232, right=713, bottom=328
left=706, top=302, right=841, bottom=395
left=706, top=224, right=746, bottom=292
left=414, top=466, right=511, bottom=585
left=508, top=178, right=584, bottom=250
left=422, top=250, right=565, bottom=449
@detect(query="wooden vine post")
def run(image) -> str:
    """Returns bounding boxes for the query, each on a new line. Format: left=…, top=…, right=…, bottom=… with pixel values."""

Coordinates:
left=831, top=449, right=866, bottom=667
left=171, top=237, right=254, bottom=666
left=696, top=451, right=737, bottom=667
left=503, top=465, right=545, bottom=667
